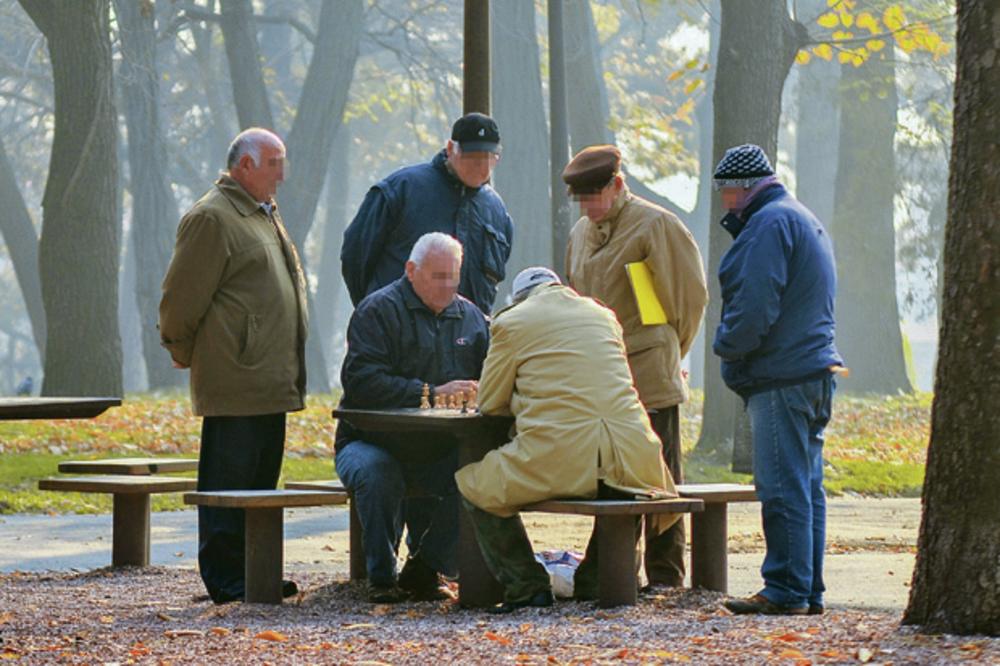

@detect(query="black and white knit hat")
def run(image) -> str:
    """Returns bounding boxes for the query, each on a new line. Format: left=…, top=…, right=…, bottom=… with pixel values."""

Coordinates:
left=713, top=144, right=775, bottom=189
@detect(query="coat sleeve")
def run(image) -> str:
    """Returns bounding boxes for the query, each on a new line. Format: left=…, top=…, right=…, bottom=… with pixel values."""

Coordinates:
left=341, top=184, right=396, bottom=306
left=340, top=303, right=424, bottom=407
left=646, top=213, right=709, bottom=358
left=476, top=319, right=517, bottom=417
left=158, top=212, right=229, bottom=366
left=713, top=220, right=791, bottom=360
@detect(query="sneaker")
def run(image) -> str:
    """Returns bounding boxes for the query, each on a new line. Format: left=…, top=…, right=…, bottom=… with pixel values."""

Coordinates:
left=808, top=604, right=824, bottom=615
left=487, top=590, right=554, bottom=615
left=724, top=593, right=808, bottom=616
left=366, top=581, right=409, bottom=604
left=398, top=556, right=453, bottom=601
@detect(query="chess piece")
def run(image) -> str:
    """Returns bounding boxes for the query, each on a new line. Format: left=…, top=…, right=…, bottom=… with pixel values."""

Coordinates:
left=448, top=393, right=458, bottom=410
left=434, top=392, right=445, bottom=409
left=460, top=390, right=468, bottom=414
left=468, top=387, right=478, bottom=411
left=420, top=383, right=431, bottom=409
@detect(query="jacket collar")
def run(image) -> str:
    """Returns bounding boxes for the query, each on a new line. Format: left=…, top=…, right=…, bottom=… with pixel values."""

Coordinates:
left=400, top=277, right=462, bottom=319
left=587, top=185, right=631, bottom=249
left=742, top=182, right=786, bottom=221
left=215, top=173, right=275, bottom=217
left=432, top=149, right=487, bottom=193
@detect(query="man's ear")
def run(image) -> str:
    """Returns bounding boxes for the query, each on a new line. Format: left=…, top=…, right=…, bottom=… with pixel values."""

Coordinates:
left=614, top=174, right=625, bottom=192
left=404, top=260, right=417, bottom=281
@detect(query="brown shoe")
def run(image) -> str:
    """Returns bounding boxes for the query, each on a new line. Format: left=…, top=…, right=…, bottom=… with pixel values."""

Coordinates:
left=366, top=581, right=408, bottom=604
left=724, top=594, right=808, bottom=616
left=397, top=556, right=454, bottom=601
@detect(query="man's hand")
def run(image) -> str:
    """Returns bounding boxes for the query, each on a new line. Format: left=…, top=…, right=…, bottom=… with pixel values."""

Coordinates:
left=435, top=379, right=478, bottom=399
left=172, top=360, right=189, bottom=370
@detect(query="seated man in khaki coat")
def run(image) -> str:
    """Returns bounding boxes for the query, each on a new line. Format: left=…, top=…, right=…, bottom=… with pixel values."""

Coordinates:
left=455, top=267, right=678, bottom=614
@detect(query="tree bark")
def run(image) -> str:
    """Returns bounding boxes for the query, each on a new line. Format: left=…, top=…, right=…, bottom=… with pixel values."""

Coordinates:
left=903, top=0, right=1000, bottom=636
left=696, top=0, right=804, bottom=453
left=464, top=0, right=491, bottom=114
left=219, top=0, right=273, bottom=129
left=490, top=1, right=551, bottom=284
left=548, top=0, right=571, bottom=274
left=830, top=56, right=912, bottom=394
left=115, top=0, right=184, bottom=389
left=18, top=0, right=123, bottom=396
left=0, top=138, right=46, bottom=360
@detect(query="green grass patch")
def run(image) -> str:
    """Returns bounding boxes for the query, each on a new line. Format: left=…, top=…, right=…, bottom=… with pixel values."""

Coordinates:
left=824, top=459, right=925, bottom=497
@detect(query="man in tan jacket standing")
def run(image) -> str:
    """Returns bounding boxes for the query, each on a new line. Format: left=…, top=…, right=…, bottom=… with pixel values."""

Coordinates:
left=159, top=128, right=308, bottom=604
left=564, top=145, right=708, bottom=588
left=456, top=268, right=677, bottom=613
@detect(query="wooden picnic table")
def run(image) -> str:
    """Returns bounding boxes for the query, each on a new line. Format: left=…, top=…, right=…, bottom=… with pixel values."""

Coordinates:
left=332, top=407, right=512, bottom=608
left=0, top=396, right=121, bottom=420
left=58, top=458, right=198, bottom=475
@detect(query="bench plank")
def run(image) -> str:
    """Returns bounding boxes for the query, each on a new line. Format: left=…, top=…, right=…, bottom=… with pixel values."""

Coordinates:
left=59, top=458, right=198, bottom=475
left=183, top=490, right=348, bottom=509
left=523, top=497, right=703, bottom=516
left=284, top=480, right=345, bottom=492
left=677, top=483, right=757, bottom=503
left=39, top=475, right=197, bottom=494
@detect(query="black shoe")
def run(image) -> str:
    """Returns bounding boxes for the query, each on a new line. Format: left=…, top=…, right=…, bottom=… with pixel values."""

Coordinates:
left=724, top=594, right=808, bottom=616
left=808, top=604, right=824, bottom=615
left=397, top=556, right=453, bottom=601
left=487, top=590, right=554, bottom=615
left=282, top=580, right=299, bottom=599
left=366, top=581, right=409, bottom=604
left=210, top=580, right=298, bottom=604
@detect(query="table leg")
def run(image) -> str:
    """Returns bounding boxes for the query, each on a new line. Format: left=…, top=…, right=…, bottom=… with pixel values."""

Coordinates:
left=348, top=498, right=366, bottom=580
left=456, top=436, right=504, bottom=608
left=112, top=493, right=150, bottom=567
left=245, top=507, right=284, bottom=604
left=597, top=515, right=638, bottom=607
left=690, top=503, right=728, bottom=592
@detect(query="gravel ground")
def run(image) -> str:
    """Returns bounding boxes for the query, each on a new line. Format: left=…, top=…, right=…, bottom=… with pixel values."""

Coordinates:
left=1, top=566, right=997, bottom=665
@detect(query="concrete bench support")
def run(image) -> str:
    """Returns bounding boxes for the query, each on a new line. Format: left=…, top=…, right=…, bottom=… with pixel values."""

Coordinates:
left=678, top=483, right=758, bottom=593
left=524, top=497, right=704, bottom=607
left=184, top=489, right=348, bottom=604
left=38, top=475, right=197, bottom=567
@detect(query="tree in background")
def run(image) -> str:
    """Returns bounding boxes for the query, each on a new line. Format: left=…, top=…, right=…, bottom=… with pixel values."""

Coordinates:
left=903, top=0, right=1000, bottom=636
left=17, top=0, right=122, bottom=396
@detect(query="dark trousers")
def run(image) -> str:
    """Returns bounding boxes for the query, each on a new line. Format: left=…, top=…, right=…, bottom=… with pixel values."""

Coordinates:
left=197, top=413, right=286, bottom=602
left=643, top=406, right=686, bottom=586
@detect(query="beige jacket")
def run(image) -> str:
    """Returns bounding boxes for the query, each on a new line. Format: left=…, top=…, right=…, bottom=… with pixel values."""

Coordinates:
left=566, top=186, right=708, bottom=408
left=159, top=176, right=308, bottom=416
left=455, top=284, right=677, bottom=527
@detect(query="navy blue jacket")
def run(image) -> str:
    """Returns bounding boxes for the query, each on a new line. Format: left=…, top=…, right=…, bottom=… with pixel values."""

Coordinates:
left=335, top=277, right=490, bottom=452
left=713, top=184, right=843, bottom=398
left=341, top=150, right=514, bottom=315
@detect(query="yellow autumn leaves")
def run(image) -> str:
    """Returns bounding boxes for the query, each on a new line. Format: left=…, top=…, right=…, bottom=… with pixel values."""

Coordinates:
left=796, top=1, right=950, bottom=67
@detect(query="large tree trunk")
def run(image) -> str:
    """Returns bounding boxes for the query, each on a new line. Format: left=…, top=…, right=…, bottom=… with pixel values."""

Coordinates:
left=187, top=0, right=237, bottom=172
left=903, top=0, right=1000, bottom=636
left=490, top=1, right=551, bottom=285
left=116, top=0, right=184, bottom=390
left=696, top=0, right=803, bottom=454
left=219, top=0, right=273, bottom=129
left=0, top=139, right=46, bottom=360
left=18, top=0, right=123, bottom=396
left=831, top=56, right=912, bottom=394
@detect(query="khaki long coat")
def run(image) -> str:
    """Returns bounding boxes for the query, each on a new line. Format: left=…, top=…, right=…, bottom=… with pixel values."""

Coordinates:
left=455, top=284, right=677, bottom=528
left=159, top=176, right=308, bottom=417
left=566, top=186, right=708, bottom=409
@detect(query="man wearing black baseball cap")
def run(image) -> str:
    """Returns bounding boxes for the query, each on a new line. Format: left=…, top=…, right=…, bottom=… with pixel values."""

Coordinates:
left=342, top=112, right=512, bottom=317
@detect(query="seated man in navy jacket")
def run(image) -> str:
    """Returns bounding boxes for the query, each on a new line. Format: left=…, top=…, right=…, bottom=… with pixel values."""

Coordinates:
left=335, top=232, right=489, bottom=603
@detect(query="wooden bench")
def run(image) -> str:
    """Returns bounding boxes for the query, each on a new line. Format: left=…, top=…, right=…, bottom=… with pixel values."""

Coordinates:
left=523, top=497, right=704, bottom=607
left=677, top=483, right=758, bottom=593
left=58, top=457, right=198, bottom=475
left=37, top=475, right=198, bottom=566
left=283, top=480, right=361, bottom=577
left=183, top=489, right=348, bottom=604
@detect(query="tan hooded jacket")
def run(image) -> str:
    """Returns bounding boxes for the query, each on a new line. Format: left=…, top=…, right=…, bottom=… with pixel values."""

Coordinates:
left=455, top=284, right=677, bottom=527
left=566, top=186, right=708, bottom=409
left=159, top=175, right=308, bottom=417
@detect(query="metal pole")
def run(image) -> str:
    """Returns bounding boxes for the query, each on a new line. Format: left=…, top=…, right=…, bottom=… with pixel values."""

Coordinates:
left=463, top=0, right=491, bottom=114
left=548, top=0, right=571, bottom=274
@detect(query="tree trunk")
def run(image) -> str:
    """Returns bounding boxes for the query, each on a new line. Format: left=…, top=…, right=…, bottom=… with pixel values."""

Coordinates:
left=696, top=0, right=803, bottom=454
left=219, top=0, right=273, bottom=129
left=188, top=0, right=237, bottom=170
left=0, top=138, right=46, bottom=361
left=490, top=1, right=551, bottom=284
left=548, top=0, right=571, bottom=274
left=464, top=0, right=491, bottom=114
left=903, top=0, right=1000, bottom=635
left=18, top=0, right=123, bottom=396
left=116, top=0, right=184, bottom=389
left=831, top=56, right=912, bottom=394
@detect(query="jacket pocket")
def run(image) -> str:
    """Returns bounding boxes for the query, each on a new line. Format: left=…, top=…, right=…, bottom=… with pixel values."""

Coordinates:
left=623, top=324, right=670, bottom=355
left=480, top=222, right=510, bottom=284
left=239, top=313, right=262, bottom=365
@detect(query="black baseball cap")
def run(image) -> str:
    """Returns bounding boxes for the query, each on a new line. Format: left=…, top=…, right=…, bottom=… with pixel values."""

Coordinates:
left=451, top=112, right=501, bottom=153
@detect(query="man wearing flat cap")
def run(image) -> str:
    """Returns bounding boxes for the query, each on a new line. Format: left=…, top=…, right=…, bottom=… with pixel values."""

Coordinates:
left=563, top=144, right=708, bottom=592
left=456, top=268, right=678, bottom=613
left=342, top=112, right=514, bottom=316
left=711, top=144, right=843, bottom=616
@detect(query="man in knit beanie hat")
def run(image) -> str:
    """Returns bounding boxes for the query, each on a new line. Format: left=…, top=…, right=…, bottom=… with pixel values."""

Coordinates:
left=711, top=144, right=845, bottom=616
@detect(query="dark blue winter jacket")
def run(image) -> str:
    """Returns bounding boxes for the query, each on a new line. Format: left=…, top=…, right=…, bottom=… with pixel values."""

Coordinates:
left=335, top=277, right=490, bottom=452
left=713, top=184, right=843, bottom=398
left=341, top=150, right=514, bottom=315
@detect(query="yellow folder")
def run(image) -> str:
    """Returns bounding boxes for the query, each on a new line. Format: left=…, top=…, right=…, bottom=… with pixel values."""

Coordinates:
left=625, top=261, right=668, bottom=325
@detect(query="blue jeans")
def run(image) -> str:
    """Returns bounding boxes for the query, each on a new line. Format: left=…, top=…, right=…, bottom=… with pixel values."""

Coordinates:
left=334, top=440, right=458, bottom=585
left=747, top=375, right=834, bottom=609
